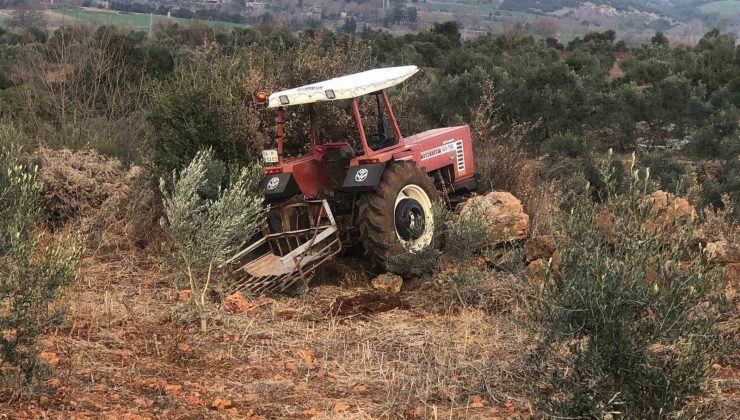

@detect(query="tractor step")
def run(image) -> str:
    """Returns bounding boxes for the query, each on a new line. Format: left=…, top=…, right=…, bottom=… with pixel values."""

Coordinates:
left=220, top=200, right=341, bottom=295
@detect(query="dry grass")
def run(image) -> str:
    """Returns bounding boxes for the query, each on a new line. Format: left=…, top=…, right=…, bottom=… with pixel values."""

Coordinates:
left=0, top=244, right=536, bottom=418
left=1, top=220, right=736, bottom=418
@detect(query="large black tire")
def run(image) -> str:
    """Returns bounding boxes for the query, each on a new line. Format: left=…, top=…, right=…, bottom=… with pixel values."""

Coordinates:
left=357, top=161, right=440, bottom=264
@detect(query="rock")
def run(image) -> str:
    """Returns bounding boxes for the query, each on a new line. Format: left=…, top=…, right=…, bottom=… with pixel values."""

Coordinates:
left=39, top=351, right=59, bottom=367
left=333, top=402, right=350, bottom=412
left=707, top=240, right=740, bottom=264
left=176, top=289, right=191, bottom=302
left=636, top=120, right=650, bottom=134
left=184, top=395, right=204, bottom=406
left=223, top=292, right=252, bottom=313
left=211, top=398, right=232, bottom=410
left=725, top=263, right=740, bottom=283
left=695, top=161, right=724, bottom=184
left=302, top=408, right=321, bottom=418
left=352, top=384, right=369, bottom=393
left=295, top=349, right=316, bottom=365
left=164, top=384, right=183, bottom=397
left=724, top=263, right=739, bottom=301
left=526, top=235, right=555, bottom=262
left=1, top=329, right=17, bottom=341
left=524, top=259, right=547, bottom=283
left=371, top=273, right=403, bottom=294
left=470, top=395, right=487, bottom=408
left=646, top=190, right=695, bottom=226
left=459, top=192, right=529, bottom=246
left=328, top=292, right=409, bottom=317
left=551, top=250, right=560, bottom=272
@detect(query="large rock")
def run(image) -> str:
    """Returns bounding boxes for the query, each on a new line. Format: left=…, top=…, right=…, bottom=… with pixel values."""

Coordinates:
left=459, top=192, right=529, bottom=246
left=371, top=273, right=403, bottom=294
left=526, top=235, right=556, bottom=262
left=646, top=190, right=696, bottom=226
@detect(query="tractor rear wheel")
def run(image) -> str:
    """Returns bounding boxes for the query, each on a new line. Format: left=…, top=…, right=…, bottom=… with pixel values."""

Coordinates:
left=357, top=161, right=440, bottom=264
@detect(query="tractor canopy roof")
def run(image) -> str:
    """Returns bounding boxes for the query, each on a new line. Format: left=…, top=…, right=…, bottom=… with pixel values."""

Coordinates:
left=267, top=65, right=418, bottom=108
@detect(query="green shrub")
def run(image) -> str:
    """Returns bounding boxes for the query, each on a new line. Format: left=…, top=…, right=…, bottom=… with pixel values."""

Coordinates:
left=639, top=151, right=692, bottom=194
left=533, top=152, right=725, bottom=417
left=146, top=34, right=373, bottom=175
left=702, top=156, right=740, bottom=220
left=385, top=244, right=441, bottom=279
left=470, top=81, right=539, bottom=203
left=0, top=139, right=82, bottom=386
left=146, top=49, right=265, bottom=176
left=444, top=202, right=489, bottom=260
left=159, top=149, right=264, bottom=331
left=545, top=131, right=588, bottom=158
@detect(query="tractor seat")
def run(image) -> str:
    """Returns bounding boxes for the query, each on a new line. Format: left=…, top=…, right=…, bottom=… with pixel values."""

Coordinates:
left=324, top=144, right=355, bottom=189
left=367, top=133, right=398, bottom=151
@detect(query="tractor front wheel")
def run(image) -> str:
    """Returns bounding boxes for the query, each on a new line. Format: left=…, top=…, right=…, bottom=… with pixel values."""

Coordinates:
left=357, top=162, right=440, bottom=264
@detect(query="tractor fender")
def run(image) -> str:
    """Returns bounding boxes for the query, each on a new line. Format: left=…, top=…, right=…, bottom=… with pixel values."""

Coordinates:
left=341, top=163, right=387, bottom=192
left=261, top=173, right=301, bottom=199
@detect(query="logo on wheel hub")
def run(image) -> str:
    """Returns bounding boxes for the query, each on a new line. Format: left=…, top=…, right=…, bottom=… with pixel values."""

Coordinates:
left=354, top=168, right=369, bottom=182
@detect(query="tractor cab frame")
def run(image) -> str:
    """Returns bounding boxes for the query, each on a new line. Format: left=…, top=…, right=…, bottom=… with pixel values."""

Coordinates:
left=223, top=66, right=477, bottom=294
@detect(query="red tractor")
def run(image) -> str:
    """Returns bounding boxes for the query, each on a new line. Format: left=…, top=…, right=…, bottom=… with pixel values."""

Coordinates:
left=223, top=66, right=476, bottom=294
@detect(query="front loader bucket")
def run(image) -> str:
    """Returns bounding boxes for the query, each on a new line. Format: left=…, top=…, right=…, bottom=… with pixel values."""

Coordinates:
left=221, top=199, right=341, bottom=295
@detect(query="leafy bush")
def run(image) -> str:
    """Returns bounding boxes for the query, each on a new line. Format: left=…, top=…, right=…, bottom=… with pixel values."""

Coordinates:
left=639, top=151, right=692, bottom=194
left=159, top=149, right=264, bottom=331
left=7, top=26, right=151, bottom=160
left=146, top=34, right=372, bottom=175
left=545, top=131, right=587, bottom=158
left=444, top=202, right=489, bottom=260
left=702, top=156, right=740, bottom=220
left=0, top=138, right=82, bottom=386
left=385, top=245, right=441, bottom=278
left=146, top=48, right=264, bottom=176
left=470, top=81, right=538, bottom=201
left=533, top=152, right=725, bottom=417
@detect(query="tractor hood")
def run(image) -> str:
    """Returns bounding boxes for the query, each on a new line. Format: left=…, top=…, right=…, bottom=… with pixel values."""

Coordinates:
left=267, top=66, right=418, bottom=108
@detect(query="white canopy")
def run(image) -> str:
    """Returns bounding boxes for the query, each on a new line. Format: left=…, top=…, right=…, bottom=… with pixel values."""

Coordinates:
left=267, top=65, right=419, bottom=108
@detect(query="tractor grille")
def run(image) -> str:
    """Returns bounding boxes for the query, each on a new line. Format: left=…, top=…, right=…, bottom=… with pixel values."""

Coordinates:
left=454, top=140, right=465, bottom=173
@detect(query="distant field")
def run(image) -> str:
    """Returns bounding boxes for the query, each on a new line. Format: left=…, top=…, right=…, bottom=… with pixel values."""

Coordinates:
left=57, top=9, right=151, bottom=28
left=0, top=8, right=248, bottom=30
left=699, top=0, right=740, bottom=15
left=58, top=9, right=248, bottom=29
left=410, top=1, right=538, bottom=19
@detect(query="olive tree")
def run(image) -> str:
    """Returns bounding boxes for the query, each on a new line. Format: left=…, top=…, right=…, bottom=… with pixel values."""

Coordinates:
left=534, top=152, right=725, bottom=417
left=0, top=134, right=82, bottom=386
left=159, top=149, right=264, bottom=332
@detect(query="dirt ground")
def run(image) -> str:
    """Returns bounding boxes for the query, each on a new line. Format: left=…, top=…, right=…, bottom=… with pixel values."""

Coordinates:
left=0, top=247, right=539, bottom=419
left=0, top=246, right=737, bottom=418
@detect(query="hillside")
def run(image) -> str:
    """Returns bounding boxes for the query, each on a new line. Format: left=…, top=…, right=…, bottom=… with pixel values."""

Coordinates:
left=0, top=17, right=738, bottom=419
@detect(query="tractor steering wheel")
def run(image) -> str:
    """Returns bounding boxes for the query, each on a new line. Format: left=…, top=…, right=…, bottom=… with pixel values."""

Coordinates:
left=368, top=132, right=390, bottom=151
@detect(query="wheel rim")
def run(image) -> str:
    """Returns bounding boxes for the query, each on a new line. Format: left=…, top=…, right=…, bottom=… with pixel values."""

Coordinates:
left=394, top=184, right=434, bottom=251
